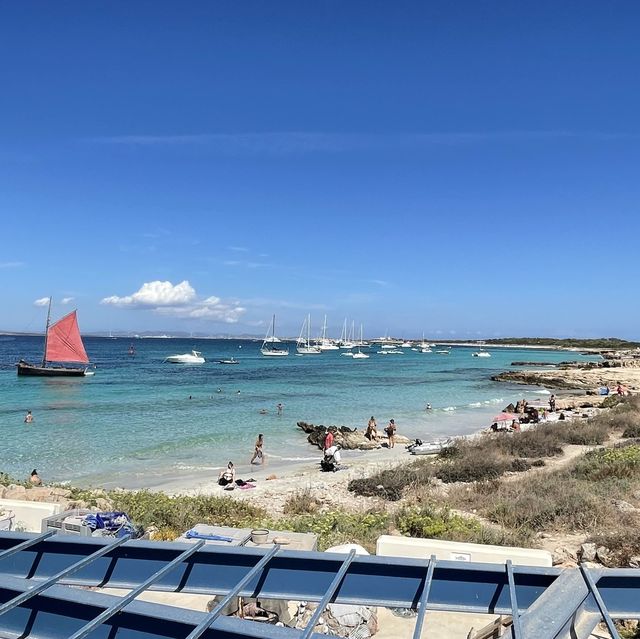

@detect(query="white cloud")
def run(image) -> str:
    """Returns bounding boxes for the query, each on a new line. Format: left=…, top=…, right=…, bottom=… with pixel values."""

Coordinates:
left=102, top=280, right=244, bottom=323
left=228, top=246, right=249, bottom=252
left=101, top=280, right=196, bottom=308
left=34, top=297, right=50, bottom=307
left=0, top=261, right=25, bottom=269
left=61, top=297, right=75, bottom=305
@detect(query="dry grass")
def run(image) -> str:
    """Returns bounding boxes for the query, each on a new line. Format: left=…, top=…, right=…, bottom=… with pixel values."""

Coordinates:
left=282, top=489, right=322, bottom=515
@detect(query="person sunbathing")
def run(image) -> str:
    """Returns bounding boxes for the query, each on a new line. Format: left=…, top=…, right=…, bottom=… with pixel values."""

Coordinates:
left=218, top=462, right=235, bottom=486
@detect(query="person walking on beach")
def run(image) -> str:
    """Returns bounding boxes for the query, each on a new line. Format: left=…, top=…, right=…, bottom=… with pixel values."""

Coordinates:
left=250, top=433, right=265, bottom=465
left=24, top=410, right=34, bottom=424
left=324, top=427, right=334, bottom=451
left=549, top=394, right=556, bottom=412
left=385, top=419, right=397, bottom=448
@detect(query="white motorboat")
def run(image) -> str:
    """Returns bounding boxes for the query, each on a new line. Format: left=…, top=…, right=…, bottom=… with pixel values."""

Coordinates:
left=341, top=352, right=354, bottom=357
left=218, top=357, right=239, bottom=365
left=164, top=350, right=205, bottom=364
left=378, top=349, right=403, bottom=355
left=435, top=349, right=451, bottom=354
left=261, top=315, right=289, bottom=357
left=418, top=333, right=431, bottom=352
left=472, top=349, right=491, bottom=358
left=400, top=341, right=412, bottom=348
left=410, top=438, right=454, bottom=456
left=297, top=314, right=322, bottom=355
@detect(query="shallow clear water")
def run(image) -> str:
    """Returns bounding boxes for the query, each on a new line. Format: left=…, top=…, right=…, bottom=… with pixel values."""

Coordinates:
left=0, top=336, right=598, bottom=487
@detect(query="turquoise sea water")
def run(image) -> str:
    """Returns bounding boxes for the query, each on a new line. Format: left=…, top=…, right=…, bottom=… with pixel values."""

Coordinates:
left=0, top=336, right=598, bottom=487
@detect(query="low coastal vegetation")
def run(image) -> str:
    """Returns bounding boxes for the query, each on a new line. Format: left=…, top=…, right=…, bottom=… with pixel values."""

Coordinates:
left=483, top=337, right=640, bottom=349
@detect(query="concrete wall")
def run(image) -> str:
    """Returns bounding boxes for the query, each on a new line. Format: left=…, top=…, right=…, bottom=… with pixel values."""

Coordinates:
left=376, top=535, right=552, bottom=567
left=0, top=499, right=62, bottom=533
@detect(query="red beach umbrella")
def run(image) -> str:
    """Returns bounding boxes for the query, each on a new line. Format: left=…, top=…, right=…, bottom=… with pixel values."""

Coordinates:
left=493, top=412, right=518, bottom=422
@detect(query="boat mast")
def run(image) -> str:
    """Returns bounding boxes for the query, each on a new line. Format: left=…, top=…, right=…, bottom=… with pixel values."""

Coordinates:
left=41, top=296, right=52, bottom=367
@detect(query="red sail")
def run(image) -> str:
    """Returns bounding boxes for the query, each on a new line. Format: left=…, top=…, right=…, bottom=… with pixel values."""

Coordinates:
left=45, top=311, right=89, bottom=364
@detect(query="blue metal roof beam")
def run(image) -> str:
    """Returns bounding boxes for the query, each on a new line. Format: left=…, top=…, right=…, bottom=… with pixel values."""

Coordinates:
left=0, top=533, right=558, bottom=614
left=0, top=573, right=326, bottom=639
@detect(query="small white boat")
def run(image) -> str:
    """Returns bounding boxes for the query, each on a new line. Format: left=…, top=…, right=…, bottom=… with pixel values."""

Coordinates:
left=435, top=349, right=450, bottom=354
left=400, top=341, right=412, bottom=348
left=341, top=352, right=354, bottom=357
left=410, top=438, right=454, bottom=456
left=164, top=350, right=205, bottom=364
left=218, top=358, right=239, bottom=365
left=472, top=350, right=491, bottom=358
left=419, top=347, right=433, bottom=353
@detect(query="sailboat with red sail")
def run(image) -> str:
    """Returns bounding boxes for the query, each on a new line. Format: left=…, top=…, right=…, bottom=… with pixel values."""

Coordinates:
left=16, top=298, right=91, bottom=377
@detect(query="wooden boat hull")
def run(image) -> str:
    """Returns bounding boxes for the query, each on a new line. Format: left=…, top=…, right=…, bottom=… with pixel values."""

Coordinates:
left=16, top=361, right=87, bottom=377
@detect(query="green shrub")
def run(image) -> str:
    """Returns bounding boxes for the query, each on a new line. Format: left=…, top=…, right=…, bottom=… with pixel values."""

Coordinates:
left=573, top=445, right=640, bottom=481
left=348, top=461, right=432, bottom=501
left=395, top=504, right=480, bottom=540
left=511, top=458, right=532, bottom=472
left=436, top=449, right=511, bottom=483
left=111, top=490, right=266, bottom=537
left=270, top=510, right=391, bottom=552
left=623, top=424, right=640, bottom=438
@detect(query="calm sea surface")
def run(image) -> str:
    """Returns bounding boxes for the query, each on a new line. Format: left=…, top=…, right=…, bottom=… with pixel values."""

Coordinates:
left=0, top=336, right=598, bottom=487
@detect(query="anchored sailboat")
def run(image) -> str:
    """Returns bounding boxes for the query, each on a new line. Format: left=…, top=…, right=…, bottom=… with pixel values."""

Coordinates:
left=261, top=315, right=289, bottom=357
left=296, top=314, right=321, bottom=355
left=16, top=298, right=91, bottom=377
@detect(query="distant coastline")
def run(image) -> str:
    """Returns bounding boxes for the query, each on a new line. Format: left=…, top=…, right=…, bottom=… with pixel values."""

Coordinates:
left=2, top=331, right=637, bottom=351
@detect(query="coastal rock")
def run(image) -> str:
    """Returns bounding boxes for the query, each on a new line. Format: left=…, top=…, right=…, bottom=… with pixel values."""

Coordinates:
left=612, top=499, right=638, bottom=513
left=596, top=546, right=612, bottom=566
left=3, top=485, right=27, bottom=500
left=95, top=498, right=113, bottom=511
left=579, top=543, right=597, bottom=562
left=629, top=556, right=640, bottom=568
left=552, top=546, right=577, bottom=566
left=297, top=422, right=370, bottom=450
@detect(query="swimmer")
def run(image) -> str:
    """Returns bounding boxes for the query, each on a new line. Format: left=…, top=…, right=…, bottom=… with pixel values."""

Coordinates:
left=24, top=410, right=34, bottom=424
left=259, top=409, right=268, bottom=415
left=425, top=403, right=432, bottom=410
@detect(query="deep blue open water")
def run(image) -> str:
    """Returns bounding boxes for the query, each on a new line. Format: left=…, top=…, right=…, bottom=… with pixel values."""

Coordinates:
left=0, top=336, right=598, bottom=487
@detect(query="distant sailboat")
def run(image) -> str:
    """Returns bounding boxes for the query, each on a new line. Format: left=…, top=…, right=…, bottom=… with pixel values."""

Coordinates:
left=261, top=315, right=289, bottom=357
left=352, top=325, right=370, bottom=359
left=317, top=315, right=339, bottom=350
left=16, top=298, right=91, bottom=377
left=296, top=314, right=321, bottom=355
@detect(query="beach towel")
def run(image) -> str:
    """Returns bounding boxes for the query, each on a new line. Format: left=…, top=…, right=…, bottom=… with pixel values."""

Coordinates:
left=184, top=530, right=234, bottom=543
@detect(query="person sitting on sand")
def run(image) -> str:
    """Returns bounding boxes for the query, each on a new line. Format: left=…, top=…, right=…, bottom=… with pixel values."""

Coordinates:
left=510, top=419, right=521, bottom=432
left=24, top=410, right=34, bottom=424
left=250, top=434, right=265, bottom=465
left=365, top=416, right=378, bottom=441
left=385, top=419, right=397, bottom=448
left=218, top=462, right=236, bottom=486
left=30, top=469, right=42, bottom=486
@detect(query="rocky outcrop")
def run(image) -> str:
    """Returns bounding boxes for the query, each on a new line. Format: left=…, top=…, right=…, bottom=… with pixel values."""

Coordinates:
left=0, top=484, right=113, bottom=512
left=297, top=422, right=409, bottom=450
left=492, top=371, right=583, bottom=389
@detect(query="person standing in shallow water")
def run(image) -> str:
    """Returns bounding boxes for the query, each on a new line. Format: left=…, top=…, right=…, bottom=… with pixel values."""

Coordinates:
left=250, top=433, right=265, bottom=465
left=24, top=410, right=34, bottom=424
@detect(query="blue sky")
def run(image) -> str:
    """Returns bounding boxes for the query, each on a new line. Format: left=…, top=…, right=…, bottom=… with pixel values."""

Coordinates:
left=1, top=1, right=639, bottom=338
